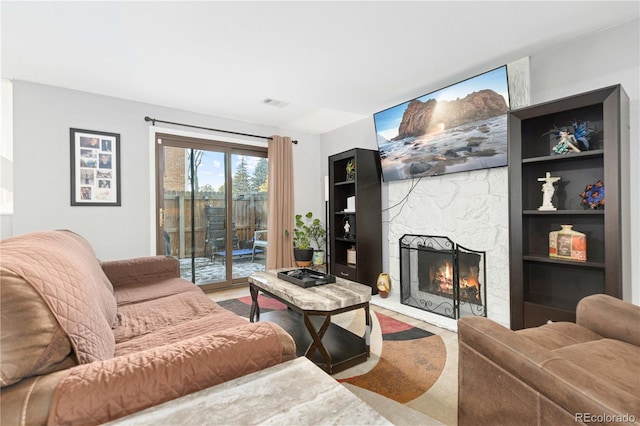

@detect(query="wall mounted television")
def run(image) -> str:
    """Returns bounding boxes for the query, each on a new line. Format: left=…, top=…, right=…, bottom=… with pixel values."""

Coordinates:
left=374, top=65, right=510, bottom=182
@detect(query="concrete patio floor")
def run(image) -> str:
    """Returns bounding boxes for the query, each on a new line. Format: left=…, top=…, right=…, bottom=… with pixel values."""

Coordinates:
left=179, top=254, right=266, bottom=285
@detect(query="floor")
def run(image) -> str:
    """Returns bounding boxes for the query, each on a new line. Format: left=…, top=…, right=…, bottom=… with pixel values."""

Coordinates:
left=206, top=285, right=459, bottom=425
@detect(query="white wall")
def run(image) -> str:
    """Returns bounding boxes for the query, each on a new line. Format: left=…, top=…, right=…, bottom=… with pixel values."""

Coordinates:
left=321, top=19, right=640, bottom=327
left=1, top=80, right=14, bottom=239
left=7, top=19, right=638, bottom=309
left=9, top=81, right=322, bottom=260
left=529, top=18, right=639, bottom=305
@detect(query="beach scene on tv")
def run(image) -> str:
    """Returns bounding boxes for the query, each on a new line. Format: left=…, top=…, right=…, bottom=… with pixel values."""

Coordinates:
left=374, top=66, right=510, bottom=182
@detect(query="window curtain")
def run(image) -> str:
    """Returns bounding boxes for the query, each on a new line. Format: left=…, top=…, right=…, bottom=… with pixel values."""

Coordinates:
left=266, top=135, right=295, bottom=269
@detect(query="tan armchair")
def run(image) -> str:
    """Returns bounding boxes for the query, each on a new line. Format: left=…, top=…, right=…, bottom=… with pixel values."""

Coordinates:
left=252, top=230, right=268, bottom=261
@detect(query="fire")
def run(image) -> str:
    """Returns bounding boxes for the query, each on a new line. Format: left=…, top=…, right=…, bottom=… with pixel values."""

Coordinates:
left=435, top=261, right=454, bottom=293
left=444, top=261, right=451, bottom=280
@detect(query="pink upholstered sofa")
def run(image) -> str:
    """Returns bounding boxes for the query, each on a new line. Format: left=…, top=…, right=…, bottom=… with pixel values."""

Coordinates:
left=1, top=230, right=295, bottom=425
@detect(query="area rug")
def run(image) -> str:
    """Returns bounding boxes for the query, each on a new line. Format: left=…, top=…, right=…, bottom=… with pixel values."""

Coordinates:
left=337, top=312, right=446, bottom=403
left=217, top=295, right=453, bottom=425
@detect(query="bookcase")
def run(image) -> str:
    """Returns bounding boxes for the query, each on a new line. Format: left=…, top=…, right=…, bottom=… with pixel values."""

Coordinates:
left=328, top=148, right=382, bottom=294
left=508, top=85, right=629, bottom=330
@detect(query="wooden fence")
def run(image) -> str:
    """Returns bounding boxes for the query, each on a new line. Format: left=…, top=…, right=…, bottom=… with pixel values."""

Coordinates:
left=163, top=191, right=268, bottom=258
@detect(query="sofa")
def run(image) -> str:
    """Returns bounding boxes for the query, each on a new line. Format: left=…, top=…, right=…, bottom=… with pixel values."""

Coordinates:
left=1, top=230, right=295, bottom=425
left=458, top=294, right=640, bottom=425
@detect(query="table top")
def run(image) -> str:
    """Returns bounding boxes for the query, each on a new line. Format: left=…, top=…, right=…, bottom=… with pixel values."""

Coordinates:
left=107, top=357, right=391, bottom=425
left=248, top=269, right=371, bottom=311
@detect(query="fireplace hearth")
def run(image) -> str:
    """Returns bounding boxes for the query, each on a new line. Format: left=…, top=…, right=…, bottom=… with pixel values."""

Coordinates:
left=400, top=234, right=486, bottom=319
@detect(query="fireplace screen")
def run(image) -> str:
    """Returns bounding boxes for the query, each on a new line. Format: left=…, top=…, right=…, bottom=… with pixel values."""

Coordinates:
left=400, top=234, right=486, bottom=319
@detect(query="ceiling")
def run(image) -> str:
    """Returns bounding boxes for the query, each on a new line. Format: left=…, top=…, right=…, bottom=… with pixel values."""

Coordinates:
left=2, top=1, right=638, bottom=135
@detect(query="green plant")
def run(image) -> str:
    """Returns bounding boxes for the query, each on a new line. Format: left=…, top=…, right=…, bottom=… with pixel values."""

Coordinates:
left=288, top=211, right=326, bottom=250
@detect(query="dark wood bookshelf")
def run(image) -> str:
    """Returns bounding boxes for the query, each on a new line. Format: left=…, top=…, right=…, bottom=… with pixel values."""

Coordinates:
left=508, top=85, right=629, bottom=330
left=328, top=149, right=382, bottom=294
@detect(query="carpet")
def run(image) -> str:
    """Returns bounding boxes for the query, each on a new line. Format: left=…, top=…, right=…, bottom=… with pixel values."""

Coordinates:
left=217, top=295, right=455, bottom=425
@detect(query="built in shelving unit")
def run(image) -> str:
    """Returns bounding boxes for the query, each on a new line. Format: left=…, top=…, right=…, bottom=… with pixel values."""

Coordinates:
left=328, top=148, right=382, bottom=294
left=508, top=85, right=629, bottom=330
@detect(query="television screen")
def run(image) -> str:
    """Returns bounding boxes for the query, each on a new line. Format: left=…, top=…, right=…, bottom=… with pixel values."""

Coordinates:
left=374, top=65, right=510, bottom=182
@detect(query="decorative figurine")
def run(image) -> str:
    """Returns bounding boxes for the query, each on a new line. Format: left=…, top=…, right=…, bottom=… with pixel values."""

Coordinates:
left=543, top=120, right=594, bottom=155
left=580, top=180, right=605, bottom=209
left=571, top=121, right=594, bottom=150
left=343, top=217, right=351, bottom=238
left=346, top=159, right=355, bottom=181
left=552, top=131, right=581, bottom=155
left=537, top=172, right=561, bottom=211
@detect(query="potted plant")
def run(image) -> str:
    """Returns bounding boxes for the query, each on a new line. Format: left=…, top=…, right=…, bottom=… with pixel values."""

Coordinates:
left=287, top=211, right=326, bottom=267
left=309, top=215, right=327, bottom=266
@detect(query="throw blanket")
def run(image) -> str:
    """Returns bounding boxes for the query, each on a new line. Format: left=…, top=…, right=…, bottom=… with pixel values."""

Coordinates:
left=49, top=322, right=291, bottom=425
left=1, top=230, right=117, bottom=364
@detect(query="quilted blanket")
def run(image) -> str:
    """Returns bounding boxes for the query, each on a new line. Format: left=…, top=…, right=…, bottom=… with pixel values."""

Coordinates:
left=49, top=322, right=293, bottom=425
left=1, top=231, right=117, bottom=364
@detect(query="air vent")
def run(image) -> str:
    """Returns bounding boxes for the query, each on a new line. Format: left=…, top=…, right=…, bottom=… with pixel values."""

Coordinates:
left=262, top=98, right=289, bottom=108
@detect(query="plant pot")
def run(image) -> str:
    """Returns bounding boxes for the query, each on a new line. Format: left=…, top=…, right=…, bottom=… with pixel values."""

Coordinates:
left=313, top=250, right=325, bottom=266
left=293, top=248, right=314, bottom=267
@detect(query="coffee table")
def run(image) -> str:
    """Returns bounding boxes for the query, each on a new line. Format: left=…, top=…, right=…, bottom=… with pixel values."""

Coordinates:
left=248, top=269, right=372, bottom=374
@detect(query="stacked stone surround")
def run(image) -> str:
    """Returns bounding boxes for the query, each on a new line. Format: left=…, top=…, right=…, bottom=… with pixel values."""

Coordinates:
left=373, top=166, right=510, bottom=330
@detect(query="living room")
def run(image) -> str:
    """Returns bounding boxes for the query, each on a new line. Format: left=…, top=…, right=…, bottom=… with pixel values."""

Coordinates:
left=1, top=2, right=639, bottom=425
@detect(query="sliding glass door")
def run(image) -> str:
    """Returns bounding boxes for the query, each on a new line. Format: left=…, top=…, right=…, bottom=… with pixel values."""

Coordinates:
left=155, top=133, right=268, bottom=291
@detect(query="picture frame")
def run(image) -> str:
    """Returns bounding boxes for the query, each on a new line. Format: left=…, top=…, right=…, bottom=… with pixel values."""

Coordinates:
left=70, top=128, right=121, bottom=206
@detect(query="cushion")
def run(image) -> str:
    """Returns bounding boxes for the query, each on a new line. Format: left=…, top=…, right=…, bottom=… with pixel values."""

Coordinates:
left=0, top=268, right=73, bottom=387
left=554, top=339, right=640, bottom=397
left=113, top=290, right=229, bottom=344
left=114, top=277, right=203, bottom=307
left=0, top=230, right=117, bottom=366
left=516, top=321, right=602, bottom=351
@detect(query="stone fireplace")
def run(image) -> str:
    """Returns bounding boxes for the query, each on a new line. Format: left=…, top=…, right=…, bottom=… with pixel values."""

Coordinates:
left=400, top=234, right=486, bottom=319
left=366, top=60, right=527, bottom=330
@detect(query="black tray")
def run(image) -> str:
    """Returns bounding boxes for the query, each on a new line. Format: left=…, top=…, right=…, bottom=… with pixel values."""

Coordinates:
left=277, top=269, right=336, bottom=288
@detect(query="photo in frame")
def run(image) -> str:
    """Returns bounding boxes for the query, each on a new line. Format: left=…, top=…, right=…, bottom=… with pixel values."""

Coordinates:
left=70, top=128, right=121, bottom=206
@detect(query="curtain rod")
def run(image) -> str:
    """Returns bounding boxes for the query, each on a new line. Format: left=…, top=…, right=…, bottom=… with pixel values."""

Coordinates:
left=144, top=116, right=298, bottom=144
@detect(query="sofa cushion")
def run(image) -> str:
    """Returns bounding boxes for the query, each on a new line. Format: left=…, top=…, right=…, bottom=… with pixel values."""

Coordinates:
left=114, top=277, right=203, bottom=307
left=113, top=289, right=228, bottom=344
left=516, top=321, right=602, bottom=351
left=0, top=268, right=73, bottom=387
left=115, top=308, right=249, bottom=356
left=554, top=339, right=640, bottom=397
left=0, top=230, right=117, bottom=365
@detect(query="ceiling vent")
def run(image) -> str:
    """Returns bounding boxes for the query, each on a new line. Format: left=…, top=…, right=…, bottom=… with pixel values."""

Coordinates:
left=262, top=98, right=289, bottom=108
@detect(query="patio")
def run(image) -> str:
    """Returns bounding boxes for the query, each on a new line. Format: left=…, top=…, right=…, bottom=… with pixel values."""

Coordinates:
left=179, top=253, right=266, bottom=285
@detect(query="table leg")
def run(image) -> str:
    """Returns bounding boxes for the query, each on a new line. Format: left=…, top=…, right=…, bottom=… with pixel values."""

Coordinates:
left=364, top=303, right=371, bottom=354
left=249, top=284, right=260, bottom=322
left=303, top=313, right=332, bottom=368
